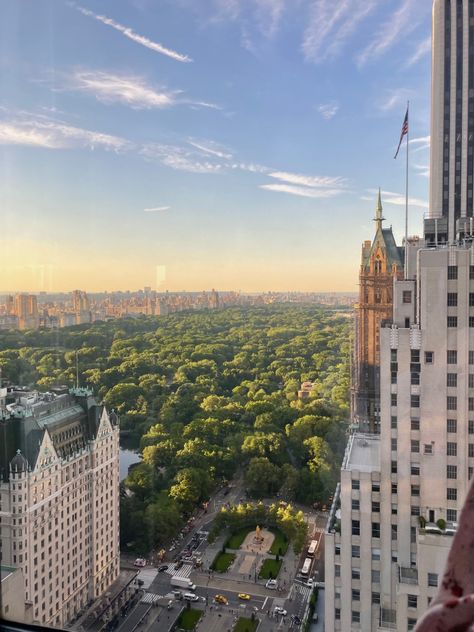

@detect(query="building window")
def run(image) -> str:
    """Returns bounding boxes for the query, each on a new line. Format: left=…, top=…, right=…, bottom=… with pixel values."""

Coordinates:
left=411, top=464, right=420, bottom=476
left=391, top=394, right=398, bottom=407
left=391, top=438, right=397, bottom=451
left=469, top=374, right=474, bottom=388
left=411, top=485, right=420, bottom=496
left=470, top=351, right=474, bottom=365
left=352, top=479, right=360, bottom=490
left=411, top=526, right=416, bottom=543
left=372, top=548, right=381, bottom=560
left=391, top=349, right=398, bottom=361
left=447, top=464, right=458, bottom=479
left=372, top=570, right=380, bottom=583
left=352, top=611, right=360, bottom=624
left=372, top=501, right=380, bottom=513
left=448, top=265, right=458, bottom=279
left=411, top=394, right=420, bottom=408
left=352, top=520, right=360, bottom=536
left=411, top=505, right=420, bottom=516
left=447, top=316, right=458, bottom=327
left=335, top=544, right=341, bottom=556
left=470, top=398, right=474, bottom=412
left=352, top=545, right=360, bottom=558
left=411, top=418, right=420, bottom=430
left=447, top=488, right=457, bottom=500
left=424, top=443, right=433, bottom=455
left=408, top=594, right=418, bottom=609
left=470, top=467, right=473, bottom=480
left=391, top=524, right=398, bottom=540
left=447, top=509, right=457, bottom=522
left=392, top=503, right=398, bottom=515
left=372, top=592, right=380, bottom=604
left=335, top=564, right=340, bottom=578
left=411, top=440, right=420, bottom=453
left=352, top=589, right=360, bottom=601
left=391, top=461, right=398, bottom=474
left=403, top=290, right=412, bottom=303
left=391, top=416, right=397, bottom=428
left=470, top=420, right=474, bottom=434
left=411, top=372, right=420, bottom=385
left=352, top=499, right=360, bottom=511
left=448, top=292, right=458, bottom=306
left=447, top=418, right=457, bottom=433
left=448, top=350, right=458, bottom=364
left=391, top=371, right=397, bottom=384
left=351, top=568, right=360, bottom=580
left=335, top=608, right=340, bottom=620
left=469, top=444, right=474, bottom=458
left=391, top=483, right=398, bottom=494
left=447, top=396, right=457, bottom=410
left=408, top=619, right=418, bottom=631
left=470, top=265, right=474, bottom=279
left=470, top=316, right=474, bottom=328
left=372, top=522, right=380, bottom=538
left=470, top=293, right=474, bottom=307
left=372, top=482, right=380, bottom=493
left=447, top=373, right=458, bottom=388
left=428, top=573, right=438, bottom=587
left=425, top=351, right=434, bottom=364
left=411, top=349, right=420, bottom=363
left=447, top=442, right=457, bottom=456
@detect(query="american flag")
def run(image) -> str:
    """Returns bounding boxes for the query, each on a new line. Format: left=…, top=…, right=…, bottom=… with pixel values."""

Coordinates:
left=394, top=108, right=409, bottom=159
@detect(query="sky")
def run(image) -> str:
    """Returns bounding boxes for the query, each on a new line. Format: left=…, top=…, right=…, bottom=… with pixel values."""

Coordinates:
left=0, top=0, right=433, bottom=293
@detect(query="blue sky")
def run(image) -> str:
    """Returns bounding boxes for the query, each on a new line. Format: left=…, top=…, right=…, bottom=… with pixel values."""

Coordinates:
left=0, top=0, right=433, bottom=292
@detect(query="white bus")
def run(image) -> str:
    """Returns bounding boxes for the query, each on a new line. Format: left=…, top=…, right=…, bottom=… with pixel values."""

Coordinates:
left=301, top=558, right=312, bottom=576
left=307, top=539, right=318, bottom=557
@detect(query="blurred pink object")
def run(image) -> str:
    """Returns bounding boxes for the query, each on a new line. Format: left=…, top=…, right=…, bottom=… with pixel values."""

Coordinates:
left=415, top=477, right=474, bottom=631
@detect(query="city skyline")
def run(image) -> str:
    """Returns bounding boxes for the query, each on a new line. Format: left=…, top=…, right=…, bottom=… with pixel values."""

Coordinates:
left=1, top=0, right=432, bottom=292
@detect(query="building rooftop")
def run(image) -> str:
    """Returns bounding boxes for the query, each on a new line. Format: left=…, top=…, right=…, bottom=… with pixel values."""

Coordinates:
left=343, top=433, right=380, bottom=473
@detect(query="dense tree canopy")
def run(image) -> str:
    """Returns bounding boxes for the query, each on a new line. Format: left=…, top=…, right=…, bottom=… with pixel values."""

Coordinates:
left=0, top=304, right=350, bottom=552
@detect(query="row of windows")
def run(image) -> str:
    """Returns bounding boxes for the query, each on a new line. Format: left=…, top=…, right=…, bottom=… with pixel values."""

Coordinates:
left=447, top=266, right=474, bottom=281
left=392, top=349, right=474, bottom=365
left=447, top=292, right=474, bottom=306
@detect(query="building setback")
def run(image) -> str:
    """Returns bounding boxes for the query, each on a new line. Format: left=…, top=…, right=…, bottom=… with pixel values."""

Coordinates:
left=0, top=387, right=120, bottom=627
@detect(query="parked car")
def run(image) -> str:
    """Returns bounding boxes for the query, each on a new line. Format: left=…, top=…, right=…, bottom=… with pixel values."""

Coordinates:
left=158, top=564, right=169, bottom=572
left=265, top=579, right=278, bottom=589
left=134, top=558, right=146, bottom=567
left=445, top=521, right=458, bottom=536
left=238, top=593, right=251, bottom=600
left=214, top=594, right=228, bottom=605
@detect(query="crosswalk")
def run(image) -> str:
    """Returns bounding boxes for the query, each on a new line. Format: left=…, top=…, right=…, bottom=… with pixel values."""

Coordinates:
left=165, top=563, right=192, bottom=579
left=141, top=593, right=161, bottom=604
left=294, top=583, right=312, bottom=600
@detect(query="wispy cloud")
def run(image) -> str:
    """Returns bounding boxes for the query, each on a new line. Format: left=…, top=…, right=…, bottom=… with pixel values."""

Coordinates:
left=414, top=163, right=430, bottom=178
left=268, top=171, right=347, bottom=188
left=406, top=35, right=431, bottom=67
left=141, top=143, right=225, bottom=173
left=377, top=89, right=412, bottom=113
left=69, top=2, right=193, bottom=63
left=369, top=188, right=428, bottom=209
left=0, top=118, right=129, bottom=152
left=410, top=135, right=430, bottom=152
left=144, top=206, right=170, bottom=212
left=254, top=0, right=287, bottom=38
left=302, top=0, right=377, bottom=63
left=188, top=138, right=233, bottom=159
left=70, top=71, right=179, bottom=109
left=260, top=183, right=343, bottom=198
left=357, top=0, right=424, bottom=67
left=317, top=102, right=339, bottom=120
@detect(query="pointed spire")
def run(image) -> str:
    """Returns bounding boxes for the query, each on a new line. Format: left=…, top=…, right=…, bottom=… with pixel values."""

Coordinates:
left=374, top=188, right=385, bottom=228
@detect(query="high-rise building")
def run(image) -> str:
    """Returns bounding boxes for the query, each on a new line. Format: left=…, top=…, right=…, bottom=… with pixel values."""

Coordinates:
left=352, top=192, right=404, bottom=433
left=14, top=294, right=39, bottom=330
left=428, top=0, right=474, bottom=244
left=0, top=387, right=120, bottom=627
left=325, top=2, right=474, bottom=630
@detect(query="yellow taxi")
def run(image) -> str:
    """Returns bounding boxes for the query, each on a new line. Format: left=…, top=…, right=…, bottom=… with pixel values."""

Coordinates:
left=214, top=594, right=228, bottom=605
left=238, top=593, right=251, bottom=600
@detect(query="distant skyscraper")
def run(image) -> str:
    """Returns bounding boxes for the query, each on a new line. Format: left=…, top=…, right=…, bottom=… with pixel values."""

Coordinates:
left=352, top=192, right=404, bottom=433
left=428, top=0, right=474, bottom=243
left=14, top=294, right=39, bottom=330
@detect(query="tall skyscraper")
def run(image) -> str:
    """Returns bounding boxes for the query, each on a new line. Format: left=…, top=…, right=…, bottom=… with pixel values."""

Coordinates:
left=325, top=2, right=474, bottom=630
left=352, top=192, right=404, bottom=433
left=428, top=0, right=474, bottom=244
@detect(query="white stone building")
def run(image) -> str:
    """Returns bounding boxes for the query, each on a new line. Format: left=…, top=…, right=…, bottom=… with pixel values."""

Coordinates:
left=0, top=387, right=120, bottom=627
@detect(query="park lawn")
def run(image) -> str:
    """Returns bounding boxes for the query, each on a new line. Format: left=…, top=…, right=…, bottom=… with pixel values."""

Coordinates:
left=234, top=617, right=259, bottom=632
left=226, top=528, right=253, bottom=549
left=258, top=558, right=282, bottom=579
left=177, top=609, right=202, bottom=630
left=211, top=551, right=236, bottom=572
left=269, top=528, right=289, bottom=556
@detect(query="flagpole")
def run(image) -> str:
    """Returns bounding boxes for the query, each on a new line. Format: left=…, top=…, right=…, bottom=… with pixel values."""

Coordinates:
left=405, top=100, right=409, bottom=280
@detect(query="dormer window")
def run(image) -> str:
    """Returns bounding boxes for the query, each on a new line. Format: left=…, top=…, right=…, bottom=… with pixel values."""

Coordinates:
left=375, top=259, right=382, bottom=274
